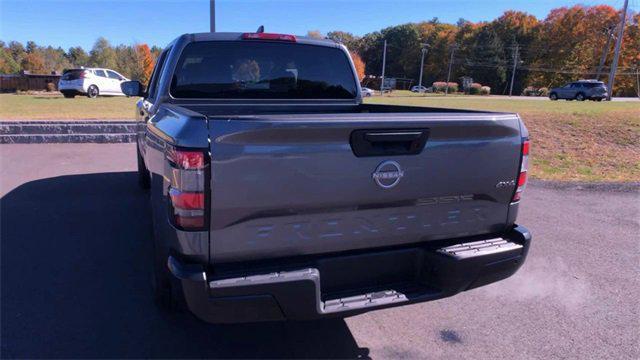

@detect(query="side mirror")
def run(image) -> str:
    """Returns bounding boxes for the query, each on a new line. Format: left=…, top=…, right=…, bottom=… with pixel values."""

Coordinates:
left=121, top=80, right=145, bottom=97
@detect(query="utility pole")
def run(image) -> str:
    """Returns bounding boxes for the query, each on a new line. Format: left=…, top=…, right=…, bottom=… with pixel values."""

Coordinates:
left=607, top=0, right=629, bottom=100
left=445, top=43, right=457, bottom=96
left=418, top=44, right=430, bottom=93
left=596, top=25, right=615, bottom=79
left=509, top=43, right=519, bottom=97
left=210, top=0, right=216, bottom=32
left=636, top=66, right=640, bottom=98
left=380, top=40, right=387, bottom=95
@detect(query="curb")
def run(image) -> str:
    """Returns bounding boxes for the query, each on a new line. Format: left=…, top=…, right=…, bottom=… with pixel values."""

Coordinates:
left=0, top=120, right=136, bottom=144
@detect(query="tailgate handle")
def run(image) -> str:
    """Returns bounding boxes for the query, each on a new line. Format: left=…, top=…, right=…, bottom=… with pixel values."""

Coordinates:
left=364, top=131, right=423, bottom=143
left=350, top=129, right=429, bottom=157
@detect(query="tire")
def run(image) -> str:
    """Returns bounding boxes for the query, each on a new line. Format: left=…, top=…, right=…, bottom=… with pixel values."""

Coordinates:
left=575, top=93, right=585, bottom=101
left=596, top=98, right=603, bottom=102
left=149, top=176, right=186, bottom=312
left=549, top=93, right=558, bottom=101
left=63, top=93, right=75, bottom=98
left=151, top=231, right=186, bottom=311
left=87, top=85, right=99, bottom=98
left=137, top=144, right=151, bottom=189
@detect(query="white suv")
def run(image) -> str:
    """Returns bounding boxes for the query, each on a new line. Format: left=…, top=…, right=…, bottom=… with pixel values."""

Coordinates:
left=58, top=68, right=129, bottom=98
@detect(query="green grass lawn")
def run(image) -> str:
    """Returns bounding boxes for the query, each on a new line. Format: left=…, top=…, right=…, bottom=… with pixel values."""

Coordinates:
left=366, top=95, right=640, bottom=182
left=1, top=92, right=638, bottom=182
left=0, top=93, right=138, bottom=120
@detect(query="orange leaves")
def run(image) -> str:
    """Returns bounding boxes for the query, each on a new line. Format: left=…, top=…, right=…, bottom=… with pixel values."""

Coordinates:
left=350, top=51, right=365, bottom=81
left=135, top=44, right=154, bottom=85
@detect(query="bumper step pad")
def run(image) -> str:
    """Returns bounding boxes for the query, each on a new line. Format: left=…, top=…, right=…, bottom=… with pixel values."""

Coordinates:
left=437, top=237, right=523, bottom=260
left=323, top=290, right=408, bottom=313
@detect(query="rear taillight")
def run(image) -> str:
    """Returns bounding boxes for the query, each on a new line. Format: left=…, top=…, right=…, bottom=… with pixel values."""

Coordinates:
left=241, top=32, right=297, bottom=42
left=166, top=146, right=209, bottom=230
left=79, top=71, right=88, bottom=79
left=167, top=147, right=205, bottom=170
left=512, top=139, right=530, bottom=203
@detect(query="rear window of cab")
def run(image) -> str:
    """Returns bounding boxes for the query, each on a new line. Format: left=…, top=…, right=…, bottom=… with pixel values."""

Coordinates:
left=170, top=41, right=358, bottom=99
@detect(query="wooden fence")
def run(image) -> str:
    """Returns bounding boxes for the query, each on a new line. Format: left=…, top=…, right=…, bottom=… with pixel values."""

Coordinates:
left=0, top=72, right=62, bottom=92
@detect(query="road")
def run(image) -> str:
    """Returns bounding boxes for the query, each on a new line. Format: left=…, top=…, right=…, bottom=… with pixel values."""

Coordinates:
left=1, top=143, right=638, bottom=359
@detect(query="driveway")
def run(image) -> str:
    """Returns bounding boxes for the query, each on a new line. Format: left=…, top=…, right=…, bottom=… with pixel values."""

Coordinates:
left=1, top=143, right=638, bottom=359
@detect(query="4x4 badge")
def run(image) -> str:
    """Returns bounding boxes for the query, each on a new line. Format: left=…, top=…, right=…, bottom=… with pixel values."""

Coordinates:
left=372, top=161, right=404, bottom=189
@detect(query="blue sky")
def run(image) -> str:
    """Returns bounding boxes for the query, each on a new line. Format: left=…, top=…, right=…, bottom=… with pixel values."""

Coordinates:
left=0, top=0, right=628, bottom=49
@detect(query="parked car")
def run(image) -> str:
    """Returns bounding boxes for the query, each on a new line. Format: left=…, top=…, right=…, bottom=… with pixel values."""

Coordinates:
left=549, top=80, right=607, bottom=101
left=122, top=31, right=532, bottom=324
left=410, top=85, right=429, bottom=93
left=59, top=68, right=129, bottom=98
left=361, top=87, right=375, bottom=97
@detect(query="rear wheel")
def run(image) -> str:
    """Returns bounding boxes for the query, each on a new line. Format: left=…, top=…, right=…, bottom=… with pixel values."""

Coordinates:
left=137, top=144, right=151, bottom=189
left=549, top=93, right=558, bottom=101
left=87, top=85, right=99, bottom=98
left=575, top=93, right=585, bottom=101
left=149, top=177, right=186, bottom=312
left=151, top=241, right=186, bottom=311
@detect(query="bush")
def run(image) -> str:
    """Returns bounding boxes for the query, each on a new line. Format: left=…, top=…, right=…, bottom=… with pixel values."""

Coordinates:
left=522, top=86, right=537, bottom=96
left=480, top=86, right=491, bottom=95
left=522, top=86, right=549, bottom=97
left=432, top=81, right=458, bottom=93
left=469, top=82, right=482, bottom=95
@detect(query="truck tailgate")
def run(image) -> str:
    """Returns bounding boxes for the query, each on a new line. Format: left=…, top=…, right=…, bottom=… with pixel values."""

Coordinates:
left=207, top=112, right=522, bottom=263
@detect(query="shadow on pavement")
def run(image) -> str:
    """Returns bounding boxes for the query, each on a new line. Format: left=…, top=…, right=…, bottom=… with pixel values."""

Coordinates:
left=1, top=172, right=369, bottom=359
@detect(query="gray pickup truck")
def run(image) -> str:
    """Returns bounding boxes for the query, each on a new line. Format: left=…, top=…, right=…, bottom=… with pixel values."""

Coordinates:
left=121, top=31, right=532, bottom=324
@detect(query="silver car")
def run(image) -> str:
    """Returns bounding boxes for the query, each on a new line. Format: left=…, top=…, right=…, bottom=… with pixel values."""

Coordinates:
left=549, top=80, right=607, bottom=101
left=361, top=87, right=375, bottom=97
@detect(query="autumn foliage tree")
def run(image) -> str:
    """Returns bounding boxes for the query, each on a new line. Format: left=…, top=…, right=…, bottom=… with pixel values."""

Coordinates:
left=1, top=5, right=638, bottom=96
left=21, top=52, right=46, bottom=73
left=135, top=44, right=155, bottom=85
left=350, top=51, right=366, bottom=81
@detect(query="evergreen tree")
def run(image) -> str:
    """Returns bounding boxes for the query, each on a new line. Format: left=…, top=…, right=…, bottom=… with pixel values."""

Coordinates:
left=467, top=27, right=507, bottom=91
left=67, top=46, right=89, bottom=67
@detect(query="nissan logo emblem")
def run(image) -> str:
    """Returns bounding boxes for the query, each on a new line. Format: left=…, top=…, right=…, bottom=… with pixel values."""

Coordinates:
left=372, top=161, right=404, bottom=189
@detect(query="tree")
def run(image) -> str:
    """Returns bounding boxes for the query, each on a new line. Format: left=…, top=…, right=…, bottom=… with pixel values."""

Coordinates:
left=7, top=41, right=26, bottom=69
left=306, top=30, right=324, bottom=39
left=136, top=44, right=155, bottom=85
left=67, top=46, right=89, bottom=67
left=21, top=51, right=46, bottom=73
left=150, top=45, right=162, bottom=61
left=114, top=44, right=138, bottom=79
left=350, top=51, right=366, bottom=81
left=327, top=31, right=360, bottom=50
left=42, top=46, right=71, bottom=73
left=466, top=26, right=507, bottom=90
left=0, top=47, right=20, bottom=74
left=25, top=41, right=37, bottom=53
left=89, top=37, right=117, bottom=69
left=381, top=24, right=423, bottom=78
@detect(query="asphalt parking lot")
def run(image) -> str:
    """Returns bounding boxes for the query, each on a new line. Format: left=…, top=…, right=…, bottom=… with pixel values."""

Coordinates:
left=1, top=143, right=638, bottom=359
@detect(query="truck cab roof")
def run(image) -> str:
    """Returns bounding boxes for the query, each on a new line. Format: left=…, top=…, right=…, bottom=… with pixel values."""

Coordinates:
left=175, top=32, right=341, bottom=48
